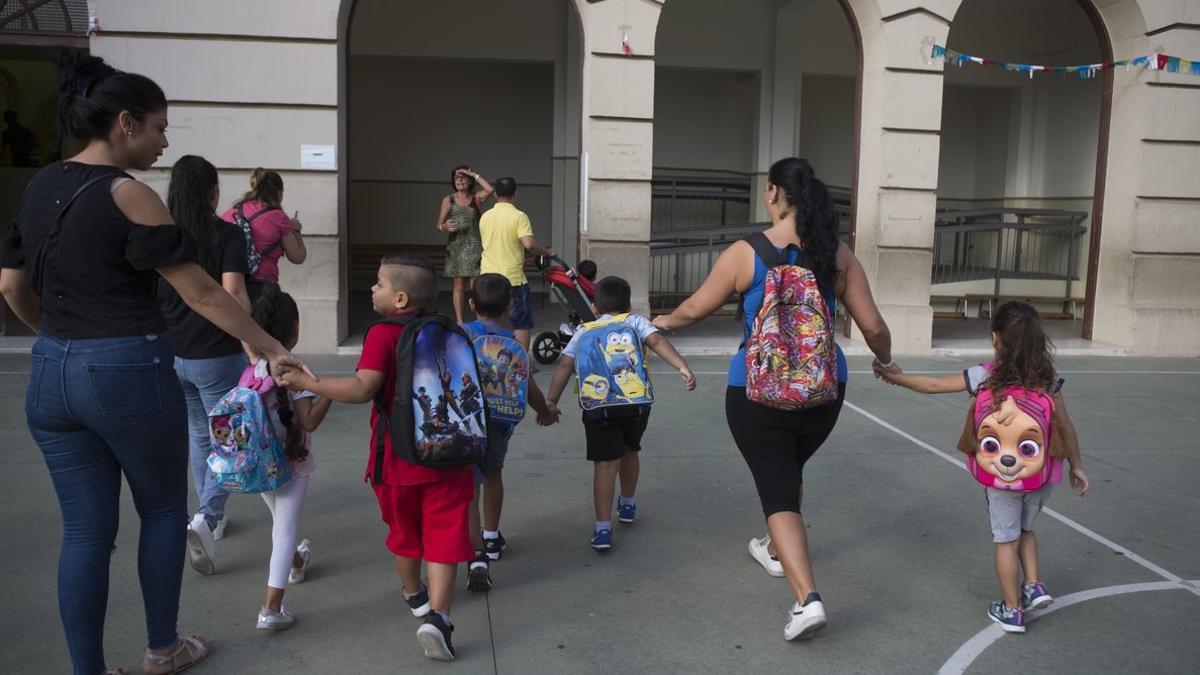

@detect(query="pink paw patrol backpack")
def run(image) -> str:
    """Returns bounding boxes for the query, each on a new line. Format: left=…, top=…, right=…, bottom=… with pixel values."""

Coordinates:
left=964, top=383, right=1063, bottom=492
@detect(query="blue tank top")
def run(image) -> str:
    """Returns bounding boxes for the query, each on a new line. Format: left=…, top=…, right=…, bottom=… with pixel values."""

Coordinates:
left=727, top=244, right=848, bottom=387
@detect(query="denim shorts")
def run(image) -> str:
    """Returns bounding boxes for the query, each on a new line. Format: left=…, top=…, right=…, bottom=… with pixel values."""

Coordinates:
left=509, top=283, right=534, bottom=330
left=475, top=421, right=514, bottom=481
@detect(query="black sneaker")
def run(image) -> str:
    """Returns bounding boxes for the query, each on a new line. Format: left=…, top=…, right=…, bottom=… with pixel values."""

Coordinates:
left=404, top=585, right=431, bottom=618
left=467, top=552, right=493, bottom=592
left=416, top=613, right=456, bottom=661
left=483, top=533, right=508, bottom=561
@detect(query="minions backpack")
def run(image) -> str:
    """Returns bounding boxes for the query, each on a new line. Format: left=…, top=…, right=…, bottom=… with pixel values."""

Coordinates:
left=572, top=314, right=654, bottom=418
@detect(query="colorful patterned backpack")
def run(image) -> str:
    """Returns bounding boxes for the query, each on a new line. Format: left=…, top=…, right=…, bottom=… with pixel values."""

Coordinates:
left=207, top=363, right=293, bottom=494
left=573, top=313, right=654, bottom=417
left=743, top=233, right=839, bottom=410
left=464, top=321, right=529, bottom=425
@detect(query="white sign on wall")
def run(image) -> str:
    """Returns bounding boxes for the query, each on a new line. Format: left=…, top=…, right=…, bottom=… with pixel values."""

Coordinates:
left=300, top=144, right=336, bottom=170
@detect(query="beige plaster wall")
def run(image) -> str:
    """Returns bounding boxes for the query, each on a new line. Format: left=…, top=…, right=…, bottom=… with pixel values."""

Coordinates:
left=91, top=0, right=343, bottom=353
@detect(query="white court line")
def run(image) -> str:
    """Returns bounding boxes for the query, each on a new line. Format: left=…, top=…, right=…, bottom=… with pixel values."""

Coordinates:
left=843, top=400, right=1200, bottom=597
left=0, top=370, right=29, bottom=375
left=939, top=580, right=1199, bottom=675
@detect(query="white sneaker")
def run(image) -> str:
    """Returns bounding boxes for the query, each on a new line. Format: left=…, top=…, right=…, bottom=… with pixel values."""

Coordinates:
left=211, top=515, right=228, bottom=541
left=748, top=536, right=785, bottom=578
left=257, top=605, right=295, bottom=631
left=288, top=539, right=312, bottom=585
left=185, top=514, right=216, bottom=575
left=784, top=593, right=828, bottom=641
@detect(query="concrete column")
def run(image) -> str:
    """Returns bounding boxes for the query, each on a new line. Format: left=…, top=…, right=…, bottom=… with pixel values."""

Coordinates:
left=1088, top=0, right=1200, bottom=355
left=845, top=0, right=960, bottom=354
left=551, top=10, right=584, bottom=267
left=573, top=0, right=663, bottom=316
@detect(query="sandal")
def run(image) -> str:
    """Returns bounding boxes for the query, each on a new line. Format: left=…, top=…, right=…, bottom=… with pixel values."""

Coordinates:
left=142, top=635, right=210, bottom=674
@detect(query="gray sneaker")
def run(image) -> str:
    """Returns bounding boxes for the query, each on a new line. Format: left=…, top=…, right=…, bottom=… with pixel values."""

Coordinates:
left=185, top=514, right=216, bottom=575
left=211, top=515, right=228, bottom=541
left=257, top=605, right=295, bottom=631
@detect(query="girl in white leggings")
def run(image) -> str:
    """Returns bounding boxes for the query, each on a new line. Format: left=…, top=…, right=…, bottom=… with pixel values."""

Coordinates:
left=251, top=285, right=333, bottom=631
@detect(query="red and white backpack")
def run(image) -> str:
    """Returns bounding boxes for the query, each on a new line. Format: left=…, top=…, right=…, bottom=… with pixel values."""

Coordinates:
left=743, top=233, right=839, bottom=410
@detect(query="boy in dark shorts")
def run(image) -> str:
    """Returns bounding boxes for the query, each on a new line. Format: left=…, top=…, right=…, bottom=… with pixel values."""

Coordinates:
left=545, top=276, right=695, bottom=552
left=461, top=273, right=559, bottom=590
left=279, top=256, right=470, bottom=662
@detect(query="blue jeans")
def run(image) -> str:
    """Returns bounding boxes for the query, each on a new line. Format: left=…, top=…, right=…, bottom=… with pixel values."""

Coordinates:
left=26, top=333, right=188, bottom=675
left=174, top=353, right=247, bottom=526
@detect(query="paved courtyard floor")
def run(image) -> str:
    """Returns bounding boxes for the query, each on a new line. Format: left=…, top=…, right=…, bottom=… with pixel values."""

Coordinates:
left=1, top=352, right=1197, bottom=673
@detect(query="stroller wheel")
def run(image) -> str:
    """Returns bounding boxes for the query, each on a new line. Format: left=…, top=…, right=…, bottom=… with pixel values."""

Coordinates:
left=533, top=332, right=561, bottom=365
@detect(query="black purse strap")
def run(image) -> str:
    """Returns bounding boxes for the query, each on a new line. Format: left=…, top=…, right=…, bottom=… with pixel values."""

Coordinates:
left=33, top=173, right=122, bottom=295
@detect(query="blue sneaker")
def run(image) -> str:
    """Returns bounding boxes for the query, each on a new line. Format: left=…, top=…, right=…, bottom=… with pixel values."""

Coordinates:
left=617, top=501, right=636, bottom=524
left=987, top=600, right=1025, bottom=633
left=1021, top=581, right=1053, bottom=611
left=590, top=528, right=613, bottom=551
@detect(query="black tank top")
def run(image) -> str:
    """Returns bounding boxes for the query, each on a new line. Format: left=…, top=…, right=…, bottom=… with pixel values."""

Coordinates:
left=0, top=161, right=197, bottom=338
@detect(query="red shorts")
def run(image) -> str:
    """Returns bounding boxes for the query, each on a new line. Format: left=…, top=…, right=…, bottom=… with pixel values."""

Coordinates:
left=373, top=475, right=474, bottom=564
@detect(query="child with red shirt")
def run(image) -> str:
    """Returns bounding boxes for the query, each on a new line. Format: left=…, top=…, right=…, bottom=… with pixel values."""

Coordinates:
left=280, top=255, right=471, bottom=662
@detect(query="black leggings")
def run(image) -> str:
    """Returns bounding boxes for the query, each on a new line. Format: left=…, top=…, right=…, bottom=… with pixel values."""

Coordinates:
left=725, top=384, right=846, bottom=517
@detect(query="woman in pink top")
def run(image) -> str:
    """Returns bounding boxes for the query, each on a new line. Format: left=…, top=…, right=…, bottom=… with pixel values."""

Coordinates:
left=221, top=168, right=307, bottom=300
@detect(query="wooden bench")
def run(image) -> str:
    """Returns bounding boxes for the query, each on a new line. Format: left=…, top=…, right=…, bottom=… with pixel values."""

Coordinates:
left=349, top=244, right=539, bottom=281
left=964, top=294, right=1083, bottom=320
left=930, top=295, right=967, bottom=319
left=350, top=244, right=449, bottom=274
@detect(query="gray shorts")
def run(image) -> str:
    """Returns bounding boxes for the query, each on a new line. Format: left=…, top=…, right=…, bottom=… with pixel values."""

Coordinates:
left=985, top=484, right=1053, bottom=543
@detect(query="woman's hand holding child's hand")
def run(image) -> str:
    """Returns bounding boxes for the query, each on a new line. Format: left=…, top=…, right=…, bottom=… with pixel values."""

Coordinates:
left=276, top=363, right=315, bottom=392
left=872, top=360, right=901, bottom=383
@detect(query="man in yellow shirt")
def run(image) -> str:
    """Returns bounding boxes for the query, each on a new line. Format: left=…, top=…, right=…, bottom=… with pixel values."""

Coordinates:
left=479, top=177, right=553, bottom=350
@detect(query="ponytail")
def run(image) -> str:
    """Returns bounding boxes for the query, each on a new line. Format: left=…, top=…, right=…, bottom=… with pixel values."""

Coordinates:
left=986, top=301, right=1057, bottom=406
left=766, top=157, right=840, bottom=289
left=237, top=167, right=284, bottom=210
left=251, top=285, right=306, bottom=461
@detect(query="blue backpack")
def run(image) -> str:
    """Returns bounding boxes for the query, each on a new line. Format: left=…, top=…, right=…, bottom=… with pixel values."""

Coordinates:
left=573, top=313, right=654, bottom=417
left=464, top=322, right=529, bottom=425
left=207, top=366, right=292, bottom=494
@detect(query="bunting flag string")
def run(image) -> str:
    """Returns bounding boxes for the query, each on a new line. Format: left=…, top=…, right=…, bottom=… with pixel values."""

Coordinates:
left=930, top=44, right=1200, bottom=79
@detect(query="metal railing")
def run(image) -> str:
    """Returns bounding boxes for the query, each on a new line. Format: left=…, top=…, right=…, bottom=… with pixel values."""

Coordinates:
left=651, top=176, right=751, bottom=233
left=932, top=208, right=1087, bottom=299
left=649, top=194, right=851, bottom=307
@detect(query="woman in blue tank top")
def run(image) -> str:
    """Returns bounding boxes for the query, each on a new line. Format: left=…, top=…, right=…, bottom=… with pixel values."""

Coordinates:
left=653, top=157, right=897, bottom=642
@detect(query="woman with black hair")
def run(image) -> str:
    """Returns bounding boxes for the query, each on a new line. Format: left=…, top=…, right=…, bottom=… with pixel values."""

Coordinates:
left=436, top=165, right=493, bottom=324
left=0, top=53, right=310, bottom=674
left=653, top=157, right=897, bottom=642
left=157, top=154, right=253, bottom=577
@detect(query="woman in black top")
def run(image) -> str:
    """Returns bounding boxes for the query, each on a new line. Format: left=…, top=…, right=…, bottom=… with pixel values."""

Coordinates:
left=157, top=155, right=252, bottom=576
left=0, top=55, right=309, bottom=675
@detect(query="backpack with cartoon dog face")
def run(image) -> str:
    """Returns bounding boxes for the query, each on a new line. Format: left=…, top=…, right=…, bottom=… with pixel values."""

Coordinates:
left=962, top=383, right=1064, bottom=492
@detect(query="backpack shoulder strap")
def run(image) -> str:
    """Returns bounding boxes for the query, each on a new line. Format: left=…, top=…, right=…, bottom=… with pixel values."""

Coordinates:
left=245, top=206, right=279, bottom=224
left=34, top=172, right=125, bottom=292
left=744, top=232, right=784, bottom=268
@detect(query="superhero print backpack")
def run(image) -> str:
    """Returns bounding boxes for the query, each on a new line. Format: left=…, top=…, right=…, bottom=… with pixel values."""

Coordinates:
left=464, top=321, right=529, bottom=426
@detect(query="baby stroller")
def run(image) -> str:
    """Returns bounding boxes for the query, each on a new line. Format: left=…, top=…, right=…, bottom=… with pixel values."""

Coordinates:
left=532, top=256, right=596, bottom=364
